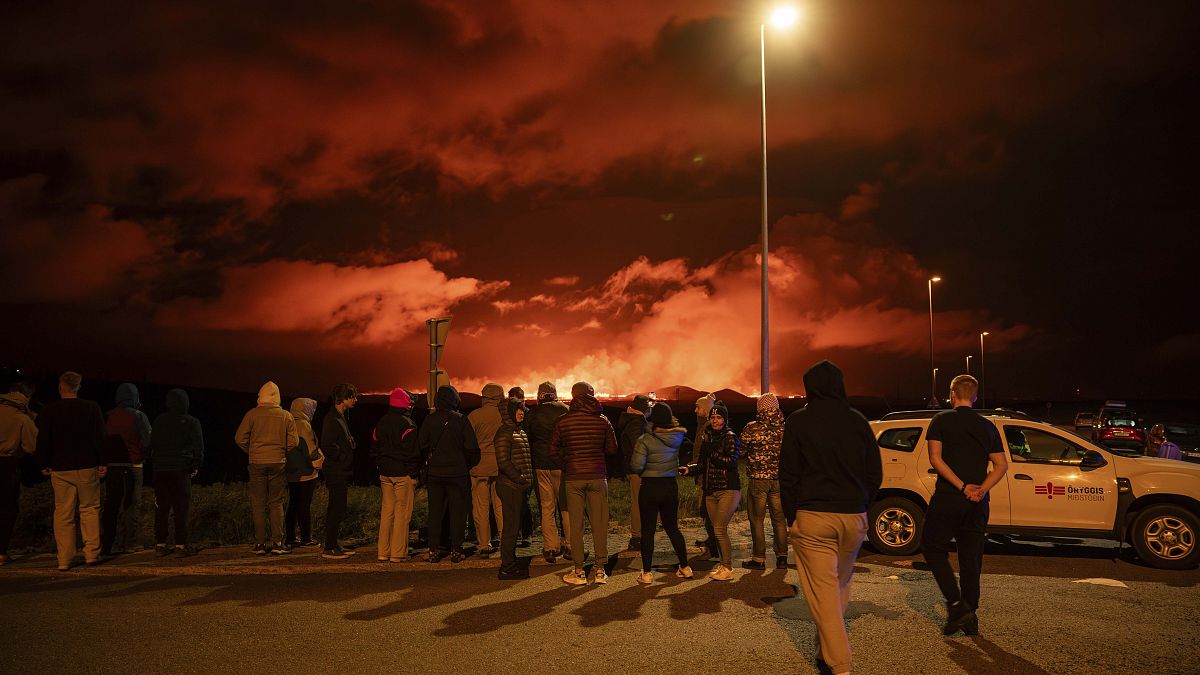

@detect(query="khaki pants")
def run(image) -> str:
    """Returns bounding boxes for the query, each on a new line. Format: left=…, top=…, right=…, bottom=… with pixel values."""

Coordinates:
left=704, top=489, right=741, bottom=567
left=51, top=468, right=102, bottom=566
left=566, top=478, right=608, bottom=569
left=535, top=469, right=569, bottom=551
left=471, top=476, right=502, bottom=548
left=378, top=475, right=415, bottom=560
left=748, top=478, right=788, bottom=560
left=790, top=510, right=868, bottom=675
left=628, top=474, right=642, bottom=538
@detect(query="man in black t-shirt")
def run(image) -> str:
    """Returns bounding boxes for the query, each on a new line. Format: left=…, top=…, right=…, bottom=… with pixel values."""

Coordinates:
left=921, top=374, right=1007, bottom=637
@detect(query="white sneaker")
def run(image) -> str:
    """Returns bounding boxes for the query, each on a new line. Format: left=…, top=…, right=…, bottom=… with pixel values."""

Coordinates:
left=676, top=565, right=694, bottom=579
left=709, top=564, right=733, bottom=581
left=637, top=571, right=654, bottom=584
left=563, top=568, right=588, bottom=586
left=593, top=569, right=608, bottom=585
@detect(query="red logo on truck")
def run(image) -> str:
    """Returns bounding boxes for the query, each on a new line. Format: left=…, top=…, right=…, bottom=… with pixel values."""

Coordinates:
left=1034, top=482, right=1066, bottom=499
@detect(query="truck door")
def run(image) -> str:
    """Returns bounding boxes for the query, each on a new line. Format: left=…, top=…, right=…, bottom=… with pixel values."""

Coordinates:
left=1003, top=424, right=1118, bottom=529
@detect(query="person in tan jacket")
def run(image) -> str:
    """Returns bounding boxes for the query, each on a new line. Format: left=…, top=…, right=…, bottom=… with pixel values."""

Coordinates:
left=467, top=383, right=505, bottom=556
left=235, top=381, right=298, bottom=555
left=0, top=383, right=37, bottom=564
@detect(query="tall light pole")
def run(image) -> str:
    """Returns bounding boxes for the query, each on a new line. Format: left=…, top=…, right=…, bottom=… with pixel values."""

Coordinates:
left=927, top=276, right=941, bottom=406
left=966, top=354, right=972, bottom=375
left=759, top=5, right=799, bottom=396
left=980, top=331, right=990, bottom=408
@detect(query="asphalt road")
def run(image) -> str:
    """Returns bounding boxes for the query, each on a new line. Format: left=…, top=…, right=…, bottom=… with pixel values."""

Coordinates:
left=1, top=535, right=1197, bottom=674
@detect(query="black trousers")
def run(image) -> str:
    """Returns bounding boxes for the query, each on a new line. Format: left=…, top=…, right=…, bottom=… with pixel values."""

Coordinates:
left=922, top=492, right=989, bottom=609
left=324, top=480, right=348, bottom=550
left=427, top=476, right=470, bottom=553
left=0, top=458, right=20, bottom=555
left=153, top=470, right=190, bottom=546
left=286, top=480, right=315, bottom=543
left=701, top=487, right=716, bottom=549
left=498, top=483, right=528, bottom=569
left=102, top=465, right=140, bottom=554
left=639, top=477, right=689, bottom=570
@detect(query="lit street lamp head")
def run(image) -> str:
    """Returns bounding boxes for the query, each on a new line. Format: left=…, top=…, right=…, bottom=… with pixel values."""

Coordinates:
left=769, top=6, right=800, bottom=29
left=930, top=276, right=941, bottom=283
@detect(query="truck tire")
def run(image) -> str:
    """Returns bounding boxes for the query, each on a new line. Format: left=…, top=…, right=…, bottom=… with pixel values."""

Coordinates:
left=868, top=497, right=925, bottom=556
left=1130, top=505, right=1200, bottom=570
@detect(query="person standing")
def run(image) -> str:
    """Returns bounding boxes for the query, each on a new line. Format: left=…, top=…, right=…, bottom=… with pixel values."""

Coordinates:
left=629, top=402, right=693, bottom=584
left=234, top=381, right=298, bottom=556
left=419, top=385, right=480, bottom=563
left=285, top=398, right=322, bottom=547
left=372, top=388, right=420, bottom=562
left=35, top=372, right=107, bottom=571
left=467, top=383, right=505, bottom=557
left=0, top=383, right=37, bottom=565
left=739, top=392, right=789, bottom=570
left=922, top=374, right=1008, bottom=636
left=616, top=394, right=650, bottom=551
left=682, top=402, right=740, bottom=581
left=550, top=381, right=618, bottom=586
left=1147, top=424, right=1183, bottom=460
left=145, top=389, right=204, bottom=557
left=780, top=360, right=883, bottom=675
left=320, top=383, right=359, bottom=559
left=690, top=393, right=717, bottom=557
left=528, top=381, right=570, bottom=563
left=101, top=383, right=152, bottom=556
left=507, top=386, right=535, bottom=546
left=495, top=398, right=534, bottom=579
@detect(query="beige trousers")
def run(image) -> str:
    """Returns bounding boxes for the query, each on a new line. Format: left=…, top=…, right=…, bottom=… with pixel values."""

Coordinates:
left=565, top=478, right=609, bottom=569
left=535, top=469, right=569, bottom=551
left=378, top=475, right=415, bottom=560
left=789, top=510, right=868, bottom=675
left=470, top=476, right=502, bottom=547
left=51, top=468, right=102, bottom=566
left=628, top=474, right=642, bottom=538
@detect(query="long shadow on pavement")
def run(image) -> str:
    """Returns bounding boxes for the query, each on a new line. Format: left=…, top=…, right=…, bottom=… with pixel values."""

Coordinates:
left=344, top=565, right=570, bottom=622
left=945, top=635, right=1051, bottom=674
left=434, top=584, right=585, bottom=636
left=86, top=572, right=419, bottom=608
left=0, top=575, right=131, bottom=596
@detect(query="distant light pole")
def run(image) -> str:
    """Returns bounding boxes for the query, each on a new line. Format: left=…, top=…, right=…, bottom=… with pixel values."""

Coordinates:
left=980, top=331, right=990, bottom=408
left=759, top=5, right=799, bottom=396
left=966, top=355, right=972, bottom=375
left=927, top=276, right=941, bottom=406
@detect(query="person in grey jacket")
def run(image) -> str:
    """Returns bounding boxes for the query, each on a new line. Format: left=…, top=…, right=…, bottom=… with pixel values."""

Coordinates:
left=629, top=403, right=693, bottom=584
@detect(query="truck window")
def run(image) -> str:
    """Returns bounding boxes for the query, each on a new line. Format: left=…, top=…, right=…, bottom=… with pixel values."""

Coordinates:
left=1004, top=426, right=1087, bottom=464
left=878, top=427, right=922, bottom=452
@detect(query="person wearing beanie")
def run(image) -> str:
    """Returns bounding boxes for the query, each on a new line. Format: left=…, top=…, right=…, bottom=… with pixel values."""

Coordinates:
left=506, top=386, right=535, bottom=545
left=372, top=388, right=419, bottom=562
left=468, top=383, right=506, bottom=557
left=495, top=397, right=533, bottom=579
left=681, top=400, right=740, bottom=581
left=235, top=381, right=299, bottom=556
left=419, top=385, right=480, bottom=563
left=629, top=402, right=693, bottom=583
left=550, top=381, right=618, bottom=585
left=527, top=381, right=570, bottom=563
left=101, top=382, right=152, bottom=556
left=690, top=392, right=718, bottom=556
left=616, top=394, right=651, bottom=551
left=739, top=392, right=788, bottom=570
left=320, top=383, right=359, bottom=559
left=284, top=398, right=321, bottom=548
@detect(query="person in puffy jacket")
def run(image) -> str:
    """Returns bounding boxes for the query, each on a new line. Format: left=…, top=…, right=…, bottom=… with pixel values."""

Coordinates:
left=102, top=382, right=152, bottom=556
left=419, top=385, right=480, bottom=563
left=739, top=392, right=788, bottom=570
left=145, top=389, right=203, bottom=557
left=629, top=402, right=693, bottom=584
left=527, top=381, right=570, bottom=563
left=682, top=401, right=740, bottom=581
left=495, top=398, right=533, bottom=579
left=615, top=394, right=650, bottom=551
left=372, top=389, right=419, bottom=562
left=235, top=381, right=298, bottom=555
left=467, top=383, right=505, bottom=557
left=550, top=381, right=617, bottom=586
left=320, top=383, right=359, bottom=559
left=285, top=398, right=321, bottom=548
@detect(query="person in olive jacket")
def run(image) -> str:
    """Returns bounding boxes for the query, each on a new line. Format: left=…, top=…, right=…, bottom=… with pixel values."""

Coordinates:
left=494, top=397, right=533, bottom=579
left=419, top=385, right=480, bottom=563
left=372, top=388, right=420, bottom=562
left=144, top=389, right=204, bottom=557
left=681, top=401, right=740, bottom=581
left=319, top=383, right=359, bottom=559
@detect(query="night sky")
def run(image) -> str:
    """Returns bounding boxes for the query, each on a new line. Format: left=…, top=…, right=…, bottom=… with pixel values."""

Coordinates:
left=1, top=1, right=1196, bottom=400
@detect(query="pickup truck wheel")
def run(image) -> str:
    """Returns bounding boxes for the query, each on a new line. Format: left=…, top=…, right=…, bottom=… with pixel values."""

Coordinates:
left=1131, top=505, right=1199, bottom=570
left=868, top=497, right=924, bottom=556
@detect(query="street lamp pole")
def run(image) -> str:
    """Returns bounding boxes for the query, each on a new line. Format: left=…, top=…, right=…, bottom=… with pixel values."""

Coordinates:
left=966, top=354, right=972, bottom=374
left=759, top=21, right=770, bottom=395
left=980, top=331, right=990, bottom=408
left=928, top=276, right=941, bottom=406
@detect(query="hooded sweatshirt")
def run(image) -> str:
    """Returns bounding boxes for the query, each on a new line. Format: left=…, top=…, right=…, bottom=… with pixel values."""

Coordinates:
left=234, top=381, right=299, bottom=465
left=467, top=383, right=505, bottom=477
left=419, top=385, right=481, bottom=479
left=104, top=383, right=152, bottom=466
left=289, top=398, right=321, bottom=482
left=528, top=381, right=569, bottom=470
left=495, top=398, right=533, bottom=490
left=320, top=399, right=357, bottom=482
left=549, top=382, right=618, bottom=481
left=146, top=389, right=204, bottom=473
left=372, top=401, right=420, bottom=478
left=0, top=391, right=37, bottom=459
left=740, top=393, right=785, bottom=480
left=780, top=360, right=882, bottom=519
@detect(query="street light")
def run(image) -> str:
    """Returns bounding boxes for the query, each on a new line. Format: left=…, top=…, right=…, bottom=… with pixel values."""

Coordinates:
left=980, top=331, right=990, bottom=408
left=927, top=276, right=941, bottom=406
left=966, top=354, right=972, bottom=375
left=758, top=5, right=800, bottom=396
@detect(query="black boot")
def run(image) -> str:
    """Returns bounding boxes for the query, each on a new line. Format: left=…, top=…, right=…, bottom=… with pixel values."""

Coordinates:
left=943, top=601, right=977, bottom=636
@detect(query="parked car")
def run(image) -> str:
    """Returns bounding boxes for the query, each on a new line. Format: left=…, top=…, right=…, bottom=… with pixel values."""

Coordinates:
left=1160, top=423, right=1200, bottom=463
left=867, top=409, right=1200, bottom=569
left=1074, top=412, right=1096, bottom=435
left=1093, top=406, right=1146, bottom=453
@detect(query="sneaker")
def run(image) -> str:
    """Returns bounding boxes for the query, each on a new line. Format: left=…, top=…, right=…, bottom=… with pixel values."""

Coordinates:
left=388, top=557, right=409, bottom=563
left=270, top=543, right=292, bottom=555
left=518, top=539, right=531, bottom=548
left=561, top=548, right=573, bottom=562
left=252, top=544, right=268, bottom=556
left=321, top=548, right=351, bottom=560
left=299, top=539, right=318, bottom=548
left=176, top=546, right=198, bottom=558
left=284, top=539, right=299, bottom=548
left=741, top=559, right=766, bottom=570
left=57, top=564, right=71, bottom=572
left=542, top=549, right=558, bottom=564
left=709, top=564, right=733, bottom=581
left=477, top=546, right=495, bottom=558
left=637, top=571, right=654, bottom=585
left=627, top=536, right=642, bottom=551
left=676, top=565, right=694, bottom=579
left=427, top=550, right=445, bottom=563
left=593, top=569, right=608, bottom=585
left=155, top=545, right=173, bottom=558
left=563, top=568, right=588, bottom=585
left=498, top=566, right=529, bottom=580
left=943, top=601, right=976, bottom=636
left=85, top=556, right=112, bottom=567
left=776, top=555, right=789, bottom=569
left=449, top=551, right=465, bottom=564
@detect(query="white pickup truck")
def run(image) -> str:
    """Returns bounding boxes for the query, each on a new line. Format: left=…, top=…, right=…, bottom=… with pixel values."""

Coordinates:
left=867, top=410, right=1200, bottom=569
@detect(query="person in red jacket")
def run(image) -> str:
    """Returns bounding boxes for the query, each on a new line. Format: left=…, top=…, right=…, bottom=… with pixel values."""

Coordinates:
left=550, top=382, right=617, bottom=585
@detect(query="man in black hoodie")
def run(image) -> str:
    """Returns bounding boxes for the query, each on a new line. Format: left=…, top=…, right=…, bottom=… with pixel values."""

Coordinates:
left=780, top=360, right=882, bottom=675
left=418, top=385, right=480, bottom=563
left=144, top=389, right=204, bottom=556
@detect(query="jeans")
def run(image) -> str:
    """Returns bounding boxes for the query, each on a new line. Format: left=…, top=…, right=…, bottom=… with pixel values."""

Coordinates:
left=285, top=480, right=315, bottom=543
left=565, top=478, right=609, bottom=570
left=704, top=489, right=741, bottom=567
left=101, top=465, right=143, bottom=554
left=248, top=463, right=286, bottom=546
left=497, top=482, right=529, bottom=569
left=747, top=478, right=788, bottom=560
left=922, top=492, right=989, bottom=609
left=638, top=477, right=689, bottom=571
left=153, top=470, right=190, bottom=546
left=534, top=469, right=569, bottom=552
left=427, top=476, right=470, bottom=552
left=790, top=510, right=868, bottom=675
left=324, top=480, right=348, bottom=550
left=378, top=475, right=416, bottom=560
left=0, top=458, right=21, bottom=555
left=51, top=468, right=102, bottom=566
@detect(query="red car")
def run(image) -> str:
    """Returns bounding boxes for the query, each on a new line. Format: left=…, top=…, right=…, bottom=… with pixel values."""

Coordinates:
left=1092, top=406, right=1145, bottom=453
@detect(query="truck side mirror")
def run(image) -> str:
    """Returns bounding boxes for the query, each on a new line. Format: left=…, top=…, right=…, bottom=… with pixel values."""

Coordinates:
left=1080, top=450, right=1107, bottom=471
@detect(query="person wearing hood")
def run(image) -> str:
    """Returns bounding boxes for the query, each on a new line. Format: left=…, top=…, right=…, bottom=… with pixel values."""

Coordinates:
left=101, top=382, right=153, bottom=556
left=690, top=392, right=717, bottom=556
left=372, top=388, right=420, bottom=562
left=507, top=385, right=535, bottom=546
left=467, top=383, right=506, bottom=557
left=235, top=381, right=299, bottom=556
left=739, top=392, right=788, bottom=570
left=779, top=360, right=882, bottom=675
left=616, top=394, right=651, bottom=552
left=320, top=383, right=359, bottom=559
left=527, top=381, right=570, bottom=563
left=144, top=389, right=204, bottom=557
left=0, top=383, right=37, bottom=565
left=284, top=398, right=322, bottom=548
left=495, top=397, right=533, bottom=579
left=550, top=381, right=618, bottom=585
left=419, top=385, right=480, bottom=563
left=629, top=402, right=693, bottom=584
left=681, top=401, right=740, bottom=581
